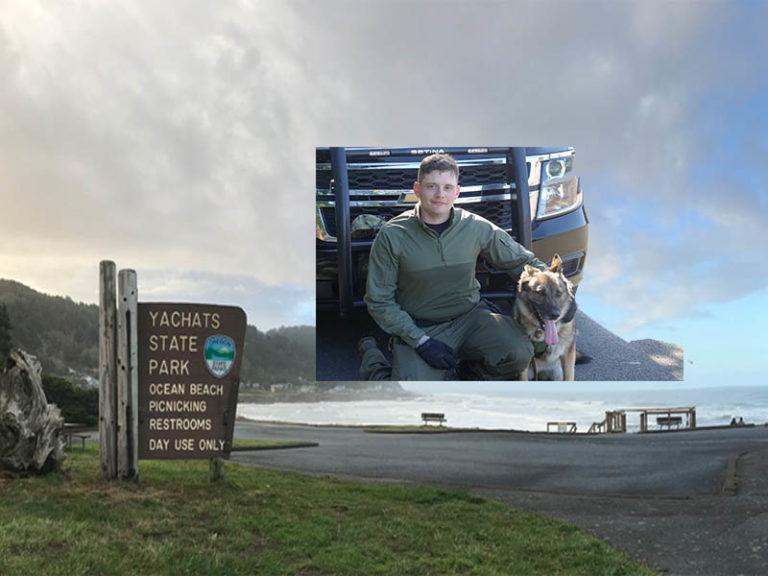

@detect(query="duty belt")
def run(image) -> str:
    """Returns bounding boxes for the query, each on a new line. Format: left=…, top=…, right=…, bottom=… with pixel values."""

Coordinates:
left=413, top=317, right=452, bottom=328
left=412, top=300, right=496, bottom=328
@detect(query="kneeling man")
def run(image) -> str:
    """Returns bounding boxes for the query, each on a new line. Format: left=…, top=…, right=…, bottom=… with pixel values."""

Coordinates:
left=360, top=153, right=547, bottom=381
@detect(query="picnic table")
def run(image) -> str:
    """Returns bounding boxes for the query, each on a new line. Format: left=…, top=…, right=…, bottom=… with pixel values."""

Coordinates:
left=64, top=422, right=93, bottom=449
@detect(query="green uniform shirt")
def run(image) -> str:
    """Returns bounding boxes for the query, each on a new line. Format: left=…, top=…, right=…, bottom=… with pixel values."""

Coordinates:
left=364, top=205, right=547, bottom=347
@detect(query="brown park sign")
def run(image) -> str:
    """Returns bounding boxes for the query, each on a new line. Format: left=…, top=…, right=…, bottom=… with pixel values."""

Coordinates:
left=137, top=303, right=247, bottom=460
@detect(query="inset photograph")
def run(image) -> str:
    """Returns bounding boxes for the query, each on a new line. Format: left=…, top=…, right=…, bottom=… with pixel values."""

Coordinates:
left=316, top=147, right=683, bottom=382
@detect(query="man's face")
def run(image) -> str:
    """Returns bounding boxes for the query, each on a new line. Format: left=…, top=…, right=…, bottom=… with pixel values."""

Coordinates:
left=413, top=169, right=460, bottom=225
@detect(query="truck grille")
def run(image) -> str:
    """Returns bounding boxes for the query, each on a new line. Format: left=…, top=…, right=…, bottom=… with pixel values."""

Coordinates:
left=316, top=163, right=509, bottom=191
left=320, top=199, right=516, bottom=239
left=317, top=148, right=527, bottom=242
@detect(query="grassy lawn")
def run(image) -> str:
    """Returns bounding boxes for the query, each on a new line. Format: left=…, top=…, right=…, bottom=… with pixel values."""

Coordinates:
left=0, top=445, right=654, bottom=575
left=231, top=439, right=318, bottom=451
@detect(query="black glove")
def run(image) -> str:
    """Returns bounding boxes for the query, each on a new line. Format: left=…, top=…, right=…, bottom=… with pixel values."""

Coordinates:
left=415, top=338, right=458, bottom=371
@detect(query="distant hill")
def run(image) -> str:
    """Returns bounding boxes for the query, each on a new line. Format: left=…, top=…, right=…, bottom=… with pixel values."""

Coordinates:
left=0, top=279, right=99, bottom=377
left=240, top=325, right=316, bottom=387
left=0, top=279, right=315, bottom=385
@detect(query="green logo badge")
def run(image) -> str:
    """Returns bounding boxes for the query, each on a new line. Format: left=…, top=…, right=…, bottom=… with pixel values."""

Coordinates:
left=204, top=335, right=236, bottom=378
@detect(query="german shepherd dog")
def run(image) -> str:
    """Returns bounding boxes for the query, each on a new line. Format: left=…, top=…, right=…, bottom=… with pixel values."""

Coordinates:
left=513, top=254, right=578, bottom=381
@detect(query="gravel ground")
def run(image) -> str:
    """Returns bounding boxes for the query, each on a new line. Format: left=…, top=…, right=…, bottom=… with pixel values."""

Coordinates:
left=317, top=307, right=685, bottom=381
left=574, top=311, right=684, bottom=381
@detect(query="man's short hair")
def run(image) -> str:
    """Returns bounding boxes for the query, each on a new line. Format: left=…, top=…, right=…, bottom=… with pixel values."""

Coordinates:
left=417, top=153, right=459, bottom=184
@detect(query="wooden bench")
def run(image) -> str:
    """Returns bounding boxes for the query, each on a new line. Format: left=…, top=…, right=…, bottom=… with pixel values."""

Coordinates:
left=64, top=423, right=92, bottom=449
left=656, top=416, right=683, bottom=429
left=421, top=412, right=446, bottom=426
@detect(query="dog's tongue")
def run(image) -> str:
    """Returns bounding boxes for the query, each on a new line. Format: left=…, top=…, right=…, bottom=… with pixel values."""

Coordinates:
left=544, top=320, right=559, bottom=346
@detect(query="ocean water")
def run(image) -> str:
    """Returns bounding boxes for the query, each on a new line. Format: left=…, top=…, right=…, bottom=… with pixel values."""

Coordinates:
left=237, top=383, right=768, bottom=433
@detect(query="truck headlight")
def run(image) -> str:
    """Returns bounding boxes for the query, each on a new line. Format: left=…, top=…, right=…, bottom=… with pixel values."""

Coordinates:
left=536, top=157, right=581, bottom=219
left=546, top=158, right=566, bottom=179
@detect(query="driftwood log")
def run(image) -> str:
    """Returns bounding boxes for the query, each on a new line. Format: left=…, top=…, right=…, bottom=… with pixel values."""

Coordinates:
left=0, top=349, right=65, bottom=476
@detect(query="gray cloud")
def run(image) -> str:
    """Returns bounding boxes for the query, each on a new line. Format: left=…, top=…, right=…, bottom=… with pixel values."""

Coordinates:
left=1, top=0, right=767, bottom=335
left=1, top=1, right=315, bottom=292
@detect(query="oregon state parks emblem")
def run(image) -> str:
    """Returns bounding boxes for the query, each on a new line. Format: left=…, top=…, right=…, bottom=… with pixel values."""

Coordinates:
left=204, top=335, right=236, bottom=378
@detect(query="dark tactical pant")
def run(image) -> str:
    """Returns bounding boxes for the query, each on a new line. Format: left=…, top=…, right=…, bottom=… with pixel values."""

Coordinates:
left=360, top=301, right=534, bottom=381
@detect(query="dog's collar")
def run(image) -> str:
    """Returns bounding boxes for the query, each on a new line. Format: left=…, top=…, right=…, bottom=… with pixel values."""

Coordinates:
left=561, top=299, right=578, bottom=324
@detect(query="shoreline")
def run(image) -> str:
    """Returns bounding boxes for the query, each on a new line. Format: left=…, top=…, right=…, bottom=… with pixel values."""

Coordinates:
left=236, top=389, right=417, bottom=405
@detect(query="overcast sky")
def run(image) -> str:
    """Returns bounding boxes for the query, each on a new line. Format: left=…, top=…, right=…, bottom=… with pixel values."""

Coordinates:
left=2, top=1, right=767, bottom=383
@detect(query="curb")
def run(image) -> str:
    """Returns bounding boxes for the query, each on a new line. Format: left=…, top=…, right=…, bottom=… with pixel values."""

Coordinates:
left=230, top=442, right=319, bottom=452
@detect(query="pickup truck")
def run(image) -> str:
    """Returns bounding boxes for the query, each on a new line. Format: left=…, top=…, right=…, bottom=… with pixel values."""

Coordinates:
left=316, top=147, right=588, bottom=316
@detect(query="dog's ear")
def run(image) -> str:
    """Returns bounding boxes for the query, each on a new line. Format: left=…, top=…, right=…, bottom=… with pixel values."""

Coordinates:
left=522, top=265, right=540, bottom=279
left=549, top=254, right=563, bottom=274
left=518, top=265, right=538, bottom=291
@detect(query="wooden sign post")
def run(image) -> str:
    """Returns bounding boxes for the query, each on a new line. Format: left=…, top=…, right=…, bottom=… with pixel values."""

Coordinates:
left=99, top=262, right=140, bottom=481
left=99, top=261, right=118, bottom=480
left=117, top=270, right=139, bottom=480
